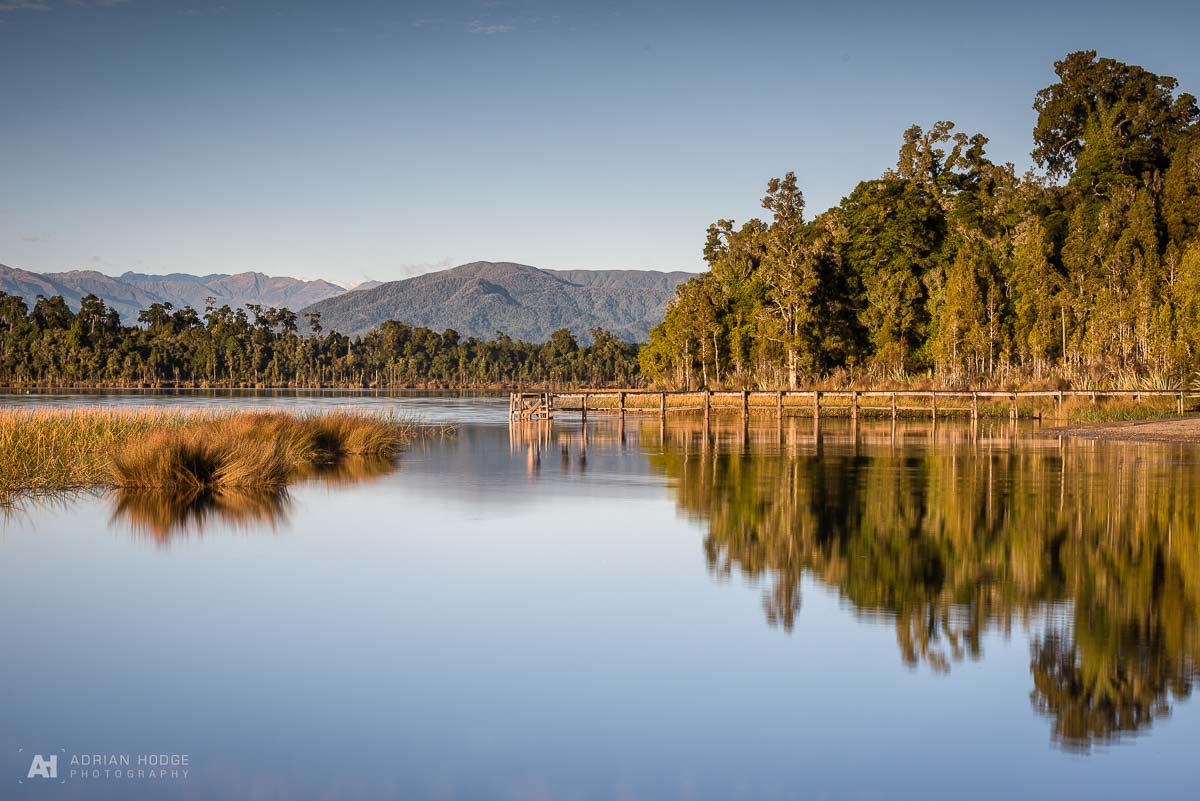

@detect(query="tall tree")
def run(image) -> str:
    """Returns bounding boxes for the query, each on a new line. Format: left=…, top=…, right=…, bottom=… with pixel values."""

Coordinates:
left=1032, top=50, right=1198, bottom=184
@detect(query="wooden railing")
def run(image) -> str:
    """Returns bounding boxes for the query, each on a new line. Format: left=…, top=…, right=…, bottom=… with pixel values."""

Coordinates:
left=509, top=389, right=1193, bottom=422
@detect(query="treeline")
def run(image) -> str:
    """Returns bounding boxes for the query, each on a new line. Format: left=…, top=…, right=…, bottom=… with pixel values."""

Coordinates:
left=0, top=294, right=642, bottom=387
left=641, top=51, right=1200, bottom=389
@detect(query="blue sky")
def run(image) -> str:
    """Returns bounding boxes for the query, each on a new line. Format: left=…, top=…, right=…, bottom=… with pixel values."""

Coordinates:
left=2, top=0, right=1198, bottom=285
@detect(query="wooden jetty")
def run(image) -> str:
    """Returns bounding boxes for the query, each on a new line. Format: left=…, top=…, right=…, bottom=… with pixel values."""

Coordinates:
left=509, top=388, right=1193, bottom=422
left=509, top=391, right=554, bottom=421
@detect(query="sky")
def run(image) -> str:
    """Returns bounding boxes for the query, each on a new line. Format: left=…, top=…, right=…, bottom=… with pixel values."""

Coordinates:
left=2, top=0, right=1199, bottom=286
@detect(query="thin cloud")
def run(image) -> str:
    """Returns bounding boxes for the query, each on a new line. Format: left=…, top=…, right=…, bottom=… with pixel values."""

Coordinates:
left=394, top=257, right=455, bottom=278
left=0, top=0, right=131, bottom=10
left=0, top=1, right=51, bottom=11
left=20, top=235, right=40, bottom=243
left=466, top=18, right=513, bottom=35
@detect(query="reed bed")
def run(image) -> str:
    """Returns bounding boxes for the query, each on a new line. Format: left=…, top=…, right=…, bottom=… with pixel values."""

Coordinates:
left=1060, top=396, right=1182, bottom=423
left=0, top=408, right=433, bottom=503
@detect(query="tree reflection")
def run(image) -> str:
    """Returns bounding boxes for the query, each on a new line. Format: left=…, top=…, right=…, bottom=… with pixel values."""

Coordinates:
left=647, top=421, right=1200, bottom=750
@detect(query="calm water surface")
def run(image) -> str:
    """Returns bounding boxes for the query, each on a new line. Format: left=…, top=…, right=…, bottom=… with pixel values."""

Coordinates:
left=1, top=392, right=1198, bottom=800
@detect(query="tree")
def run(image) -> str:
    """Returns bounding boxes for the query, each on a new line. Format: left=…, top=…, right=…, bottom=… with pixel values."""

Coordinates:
left=1007, top=215, right=1064, bottom=374
left=840, top=177, right=944, bottom=371
left=932, top=246, right=989, bottom=375
left=1032, top=50, right=1198, bottom=184
left=138, top=302, right=174, bottom=331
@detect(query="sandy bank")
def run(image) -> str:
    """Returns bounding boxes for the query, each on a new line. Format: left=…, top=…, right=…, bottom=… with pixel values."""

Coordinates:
left=1047, top=416, right=1200, bottom=444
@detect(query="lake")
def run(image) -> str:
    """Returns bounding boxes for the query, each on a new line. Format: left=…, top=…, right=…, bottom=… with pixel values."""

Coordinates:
left=1, top=391, right=1197, bottom=800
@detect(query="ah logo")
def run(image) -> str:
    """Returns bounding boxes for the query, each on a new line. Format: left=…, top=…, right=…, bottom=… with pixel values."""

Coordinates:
left=16, top=748, right=66, bottom=784
left=27, top=754, right=57, bottom=779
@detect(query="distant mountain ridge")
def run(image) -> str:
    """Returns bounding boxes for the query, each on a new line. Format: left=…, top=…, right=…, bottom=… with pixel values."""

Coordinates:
left=0, top=264, right=346, bottom=322
left=0, top=261, right=694, bottom=343
left=300, top=261, right=694, bottom=342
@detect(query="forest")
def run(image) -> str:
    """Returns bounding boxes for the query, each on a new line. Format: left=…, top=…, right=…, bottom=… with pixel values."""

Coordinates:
left=0, top=294, right=641, bottom=387
left=640, top=51, right=1200, bottom=389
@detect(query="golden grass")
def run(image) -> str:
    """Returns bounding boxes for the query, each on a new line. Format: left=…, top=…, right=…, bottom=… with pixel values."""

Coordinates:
left=0, top=409, right=434, bottom=503
left=1060, top=396, right=1183, bottom=423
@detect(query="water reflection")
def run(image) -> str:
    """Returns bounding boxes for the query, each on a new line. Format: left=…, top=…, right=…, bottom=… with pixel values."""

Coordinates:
left=10, top=400, right=1200, bottom=799
left=111, top=485, right=293, bottom=539
left=635, top=416, right=1200, bottom=751
left=508, top=419, right=629, bottom=476
left=109, top=456, right=401, bottom=540
left=36, top=409, right=1199, bottom=753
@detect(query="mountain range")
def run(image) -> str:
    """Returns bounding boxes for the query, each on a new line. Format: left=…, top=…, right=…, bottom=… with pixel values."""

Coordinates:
left=0, top=264, right=346, bottom=323
left=0, top=261, right=693, bottom=342
left=301, top=262, right=692, bottom=342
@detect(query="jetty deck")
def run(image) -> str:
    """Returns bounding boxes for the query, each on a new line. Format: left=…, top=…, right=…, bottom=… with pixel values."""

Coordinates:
left=509, top=388, right=1193, bottom=422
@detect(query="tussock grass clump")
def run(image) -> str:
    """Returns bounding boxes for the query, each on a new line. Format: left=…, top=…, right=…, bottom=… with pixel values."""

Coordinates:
left=0, top=409, right=192, bottom=500
left=0, top=409, right=428, bottom=503
left=109, top=411, right=413, bottom=490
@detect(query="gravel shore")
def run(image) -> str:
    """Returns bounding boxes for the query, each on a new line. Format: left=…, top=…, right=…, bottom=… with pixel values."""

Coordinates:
left=1046, top=416, right=1200, bottom=443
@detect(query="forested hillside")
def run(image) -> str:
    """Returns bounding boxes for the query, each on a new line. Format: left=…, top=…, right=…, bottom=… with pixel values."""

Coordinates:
left=0, top=291, right=640, bottom=387
left=301, top=261, right=691, bottom=341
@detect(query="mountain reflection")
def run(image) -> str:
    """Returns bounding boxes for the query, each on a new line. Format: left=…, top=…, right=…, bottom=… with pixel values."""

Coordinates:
left=639, top=418, right=1200, bottom=751
left=110, top=456, right=401, bottom=539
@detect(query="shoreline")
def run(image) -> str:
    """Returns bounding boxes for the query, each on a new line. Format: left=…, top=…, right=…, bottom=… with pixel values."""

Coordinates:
left=1045, top=416, right=1200, bottom=444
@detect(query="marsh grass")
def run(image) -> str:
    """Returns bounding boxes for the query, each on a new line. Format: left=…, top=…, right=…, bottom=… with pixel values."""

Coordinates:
left=1061, top=396, right=1183, bottom=423
left=0, top=409, right=433, bottom=504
